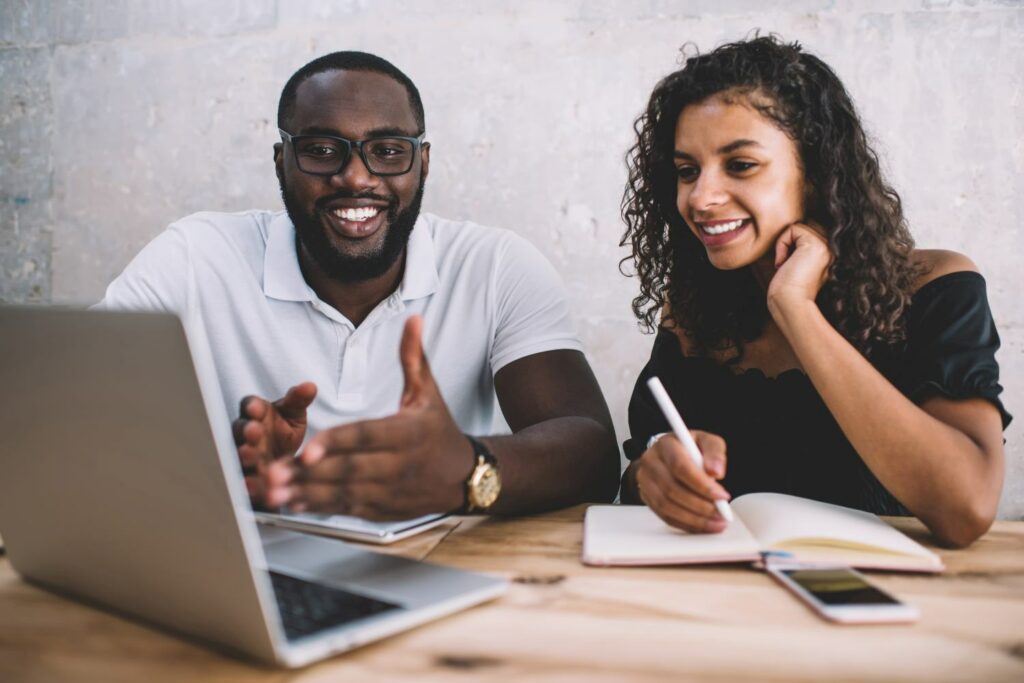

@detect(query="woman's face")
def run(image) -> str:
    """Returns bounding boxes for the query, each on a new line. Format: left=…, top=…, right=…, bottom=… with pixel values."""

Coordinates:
left=674, top=93, right=807, bottom=271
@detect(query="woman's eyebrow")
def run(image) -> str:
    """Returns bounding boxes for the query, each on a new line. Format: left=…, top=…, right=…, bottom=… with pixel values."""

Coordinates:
left=718, top=139, right=762, bottom=154
left=674, top=139, right=764, bottom=160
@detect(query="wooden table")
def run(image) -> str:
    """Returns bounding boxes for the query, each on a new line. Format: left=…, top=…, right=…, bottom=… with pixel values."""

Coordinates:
left=1, top=506, right=1022, bottom=682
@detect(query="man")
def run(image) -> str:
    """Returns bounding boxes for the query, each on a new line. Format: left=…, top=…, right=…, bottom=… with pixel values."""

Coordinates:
left=99, top=51, right=619, bottom=518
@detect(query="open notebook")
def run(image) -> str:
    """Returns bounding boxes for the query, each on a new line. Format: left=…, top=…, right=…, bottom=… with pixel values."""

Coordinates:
left=583, top=493, right=943, bottom=573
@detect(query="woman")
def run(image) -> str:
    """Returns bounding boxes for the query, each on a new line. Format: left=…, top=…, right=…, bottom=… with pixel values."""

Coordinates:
left=619, top=36, right=1010, bottom=547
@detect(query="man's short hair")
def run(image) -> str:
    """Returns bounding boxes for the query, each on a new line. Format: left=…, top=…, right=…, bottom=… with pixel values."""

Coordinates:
left=277, top=51, right=425, bottom=133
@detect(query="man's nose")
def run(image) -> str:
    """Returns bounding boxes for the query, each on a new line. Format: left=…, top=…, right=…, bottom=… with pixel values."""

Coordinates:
left=330, top=150, right=379, bottom=191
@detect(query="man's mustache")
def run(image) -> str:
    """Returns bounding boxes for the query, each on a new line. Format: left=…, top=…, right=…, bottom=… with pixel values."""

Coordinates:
left=315, top=192, right=396, bottom=211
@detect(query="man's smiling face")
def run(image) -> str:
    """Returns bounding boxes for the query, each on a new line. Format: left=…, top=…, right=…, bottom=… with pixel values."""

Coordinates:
left=275, top=69, right=429, bottom=283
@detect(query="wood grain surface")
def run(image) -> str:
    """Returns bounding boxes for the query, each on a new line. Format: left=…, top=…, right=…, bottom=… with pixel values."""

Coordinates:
left=1, top=506, right=1022, bottom=683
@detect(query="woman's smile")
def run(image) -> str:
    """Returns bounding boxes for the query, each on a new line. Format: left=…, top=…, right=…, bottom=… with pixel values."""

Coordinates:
left=694, top=218, right=752, bottom=247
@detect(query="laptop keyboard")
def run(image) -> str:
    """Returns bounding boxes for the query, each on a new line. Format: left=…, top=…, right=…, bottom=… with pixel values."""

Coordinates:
left=269, top=570, right=401, bottom=641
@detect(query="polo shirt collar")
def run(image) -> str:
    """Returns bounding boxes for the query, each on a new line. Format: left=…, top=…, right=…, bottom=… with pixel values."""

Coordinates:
left=263, top=212, right=439, bottom=303
left=399, top=215, right=439, bottom=302
left=264, top=212, right=311, bottom=302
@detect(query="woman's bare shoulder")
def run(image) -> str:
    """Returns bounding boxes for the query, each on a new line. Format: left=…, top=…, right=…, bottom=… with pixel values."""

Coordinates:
left=911, top=249, right=980, bottom=291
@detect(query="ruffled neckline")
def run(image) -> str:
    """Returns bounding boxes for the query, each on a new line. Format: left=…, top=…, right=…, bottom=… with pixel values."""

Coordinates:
left=674, top=349, right=809, bottom=383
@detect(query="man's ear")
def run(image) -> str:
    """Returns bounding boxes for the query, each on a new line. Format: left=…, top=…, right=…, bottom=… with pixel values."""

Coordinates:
left=273, top=142, right=284, bottom=185
left=419, top=142, right=430, bottom=181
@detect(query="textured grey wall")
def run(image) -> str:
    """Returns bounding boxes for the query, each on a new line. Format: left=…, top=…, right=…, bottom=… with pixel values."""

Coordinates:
left=2, top=0, right=1022, bottom=517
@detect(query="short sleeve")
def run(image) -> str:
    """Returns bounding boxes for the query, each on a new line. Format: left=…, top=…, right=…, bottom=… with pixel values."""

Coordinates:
left=488, top=234, right=583, bottom=374
left=94, top=224, right=194, bottom=315
left=901, top=272, right=1012, bottom=428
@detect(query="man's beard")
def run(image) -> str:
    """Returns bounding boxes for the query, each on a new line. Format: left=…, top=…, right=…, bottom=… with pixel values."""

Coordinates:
left=281, top=176, right=426, bottom=284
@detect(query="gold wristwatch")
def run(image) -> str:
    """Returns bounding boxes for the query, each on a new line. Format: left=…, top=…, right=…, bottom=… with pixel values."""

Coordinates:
left=463, top=435, right=501, bottom=512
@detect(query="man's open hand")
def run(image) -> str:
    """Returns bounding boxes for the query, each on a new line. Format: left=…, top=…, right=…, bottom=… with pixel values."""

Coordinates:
left=232, top=381, right=317, bottom=504
left=261, top=315, right=475, bottom=519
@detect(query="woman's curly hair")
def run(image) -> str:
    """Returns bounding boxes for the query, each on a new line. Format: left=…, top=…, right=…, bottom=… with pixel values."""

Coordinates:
left=621, top=35, right=919, bottom=360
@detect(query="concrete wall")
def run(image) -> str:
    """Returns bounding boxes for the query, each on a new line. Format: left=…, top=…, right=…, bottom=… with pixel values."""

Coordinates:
left=2, top=0, right=1022, bottom=518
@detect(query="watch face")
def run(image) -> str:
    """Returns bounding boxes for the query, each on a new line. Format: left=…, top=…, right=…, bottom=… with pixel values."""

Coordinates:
left=471, top=465, right=501, bottom=509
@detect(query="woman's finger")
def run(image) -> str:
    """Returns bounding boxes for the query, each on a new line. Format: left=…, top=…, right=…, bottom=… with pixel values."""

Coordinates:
left=637, top=455, right=726, bottom=531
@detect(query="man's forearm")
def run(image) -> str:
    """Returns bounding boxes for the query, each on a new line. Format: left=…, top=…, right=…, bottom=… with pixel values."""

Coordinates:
left=480, top=416, right=620, bottom=514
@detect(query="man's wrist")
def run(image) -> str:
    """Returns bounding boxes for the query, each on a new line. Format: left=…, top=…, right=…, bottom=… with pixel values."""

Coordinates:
left=461, top=434, right=501, bottom=513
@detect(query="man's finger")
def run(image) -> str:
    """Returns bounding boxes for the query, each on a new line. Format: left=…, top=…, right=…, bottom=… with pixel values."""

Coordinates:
left=237, top=444, right=261, bottom=467
left=399, top=315, right=433, bottom=407
left=240, top=395, right=268, bottom=421
left=274, top=381, right=317, bottom=420
left=231, top=417, right=247, bottom=446
left=235, top=419, right=269, bottom=462
left=302, top=414, right=422, bottom=464
left=244, top=474, right=261, bottom=501
left=296, top=451, right=410, bottom=485
left=290, top=480, right=406, bottom=519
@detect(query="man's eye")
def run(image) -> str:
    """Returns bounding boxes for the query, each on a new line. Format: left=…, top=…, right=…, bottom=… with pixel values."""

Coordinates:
left=676, top=165, right=699, bottom=182
left=367, top=141, right=412, bottom=160
left=301, top=144, right=340, bottom=157
left=727, top=160, right=757, bottom=173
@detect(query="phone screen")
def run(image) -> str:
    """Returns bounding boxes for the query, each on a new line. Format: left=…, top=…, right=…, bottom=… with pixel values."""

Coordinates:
left=781, top=568, right=900, bottom=606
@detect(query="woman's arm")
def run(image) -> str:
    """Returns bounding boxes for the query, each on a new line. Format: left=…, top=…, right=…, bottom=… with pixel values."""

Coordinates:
left=768, top=228, right=1004, bottom=547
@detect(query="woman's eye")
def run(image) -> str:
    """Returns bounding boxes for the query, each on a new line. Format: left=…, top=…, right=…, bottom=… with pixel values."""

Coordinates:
left=727, top=160, right=757, bottom=174
left=676, top=165, right=699, bottom=182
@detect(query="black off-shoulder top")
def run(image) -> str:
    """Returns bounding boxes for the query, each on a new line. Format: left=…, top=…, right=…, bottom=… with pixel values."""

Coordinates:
left=623, top=272, right=1012, bottom=516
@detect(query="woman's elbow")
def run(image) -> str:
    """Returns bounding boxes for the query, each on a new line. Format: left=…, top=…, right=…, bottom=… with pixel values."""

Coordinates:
left=929, top=499, right=997, bottom=549
left=927, top=444, right=1003, bottom=548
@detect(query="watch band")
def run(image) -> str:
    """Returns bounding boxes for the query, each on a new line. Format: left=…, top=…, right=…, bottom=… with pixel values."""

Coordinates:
left=464, top=434, right=496, bottom=466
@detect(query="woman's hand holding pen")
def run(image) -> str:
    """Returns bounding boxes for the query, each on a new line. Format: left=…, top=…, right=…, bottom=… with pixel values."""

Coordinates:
left=635, top=431, right=731, bottom=534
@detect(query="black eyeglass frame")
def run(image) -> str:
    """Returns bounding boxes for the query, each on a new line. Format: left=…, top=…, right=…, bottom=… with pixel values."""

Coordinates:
left=278, top=128, right=427, bottom=177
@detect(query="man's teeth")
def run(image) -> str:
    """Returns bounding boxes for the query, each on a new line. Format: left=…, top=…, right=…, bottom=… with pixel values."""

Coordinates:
left=700, top=219, right=745, bottom=235
left=332, top=207, right=380, bottom=222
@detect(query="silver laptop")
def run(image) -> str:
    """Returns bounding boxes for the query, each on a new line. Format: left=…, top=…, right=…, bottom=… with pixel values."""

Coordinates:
left=0, top=306, right=507, bottom=668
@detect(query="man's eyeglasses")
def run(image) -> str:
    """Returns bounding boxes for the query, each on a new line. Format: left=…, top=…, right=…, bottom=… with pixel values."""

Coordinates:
left=279, top=129, right=426, bottom=177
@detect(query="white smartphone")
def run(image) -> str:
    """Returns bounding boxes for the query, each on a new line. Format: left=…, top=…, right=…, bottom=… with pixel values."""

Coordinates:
left=766, top=565, right=919, bottom=624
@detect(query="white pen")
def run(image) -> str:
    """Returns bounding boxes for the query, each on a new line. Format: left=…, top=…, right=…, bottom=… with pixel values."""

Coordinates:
left=646, top=376, right=734, bottom=523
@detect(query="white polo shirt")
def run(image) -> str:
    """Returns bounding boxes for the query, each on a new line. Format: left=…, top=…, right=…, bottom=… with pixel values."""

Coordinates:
left=98, top=210, right=583, bottom=436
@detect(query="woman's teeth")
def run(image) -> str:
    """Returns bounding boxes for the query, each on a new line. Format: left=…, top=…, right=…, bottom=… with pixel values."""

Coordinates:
left=700, top=219, right=745, bottom=235
left=333, top=207, right=380, bottom=222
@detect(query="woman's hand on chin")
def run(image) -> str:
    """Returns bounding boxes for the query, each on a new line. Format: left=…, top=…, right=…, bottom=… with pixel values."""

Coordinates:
left=766, top=221, right=832, bottom=318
